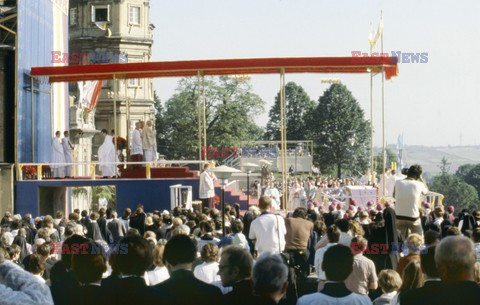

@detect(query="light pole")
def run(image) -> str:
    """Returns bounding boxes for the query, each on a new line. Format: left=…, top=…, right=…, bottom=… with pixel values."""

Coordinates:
left=242, top=162, right=260, bottom=208
left=211, top=165, right=241, bottom=236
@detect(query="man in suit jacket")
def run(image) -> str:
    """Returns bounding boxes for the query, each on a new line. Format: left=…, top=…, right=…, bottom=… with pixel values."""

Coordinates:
left=154, top=234, right=223, bottom=305
left=50, top=235, right=88, bottom=305
left=71, top=242, right=107, bottom=305
left=97, top=208, right=109, bottom=242
left=107, top=211, right=127, bottom=244
left=218, top=246, right=255, bottom=305
left=104, top=235, right=174, bottom=305
left=401, top=245, right=445, bottom=305
left=86, top=212, right=104, bottom=242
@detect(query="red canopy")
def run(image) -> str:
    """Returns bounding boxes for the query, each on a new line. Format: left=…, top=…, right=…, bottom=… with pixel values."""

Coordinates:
left=31, top=56, right=398, bottom=83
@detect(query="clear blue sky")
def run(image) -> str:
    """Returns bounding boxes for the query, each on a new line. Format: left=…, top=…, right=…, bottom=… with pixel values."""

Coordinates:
left=150, top=0, right=480, bottom=147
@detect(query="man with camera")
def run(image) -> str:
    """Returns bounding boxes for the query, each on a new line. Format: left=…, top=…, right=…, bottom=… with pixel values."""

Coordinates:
left=394, top=164, right=429, bottom=240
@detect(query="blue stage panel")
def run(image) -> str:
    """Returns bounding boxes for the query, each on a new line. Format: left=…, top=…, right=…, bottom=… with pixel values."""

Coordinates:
left=16, top=178, right=200, bottom=216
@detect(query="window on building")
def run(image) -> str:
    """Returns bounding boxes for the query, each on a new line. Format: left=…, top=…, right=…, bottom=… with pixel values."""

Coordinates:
left=129, top=6, right=141, bottom=25
left=129, top=78, right=140, bottom=87
left=91, top=5, right=110, bottom=23
left=69, top=8, right=77, bottom=26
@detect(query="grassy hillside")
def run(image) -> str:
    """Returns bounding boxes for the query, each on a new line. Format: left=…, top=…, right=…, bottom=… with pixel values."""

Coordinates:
left=376, top=145, right=480, bottom=178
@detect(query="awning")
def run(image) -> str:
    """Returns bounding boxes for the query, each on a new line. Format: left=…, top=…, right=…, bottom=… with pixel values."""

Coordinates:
left=30, top=56, right=398, bottom=83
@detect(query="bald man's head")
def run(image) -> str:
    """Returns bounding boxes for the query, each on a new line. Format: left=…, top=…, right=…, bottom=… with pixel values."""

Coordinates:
left=435, top=236, right=476, bottom=282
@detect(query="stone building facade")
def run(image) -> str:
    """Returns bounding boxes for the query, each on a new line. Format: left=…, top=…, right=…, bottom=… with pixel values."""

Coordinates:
left=68, top=0, right=155, bottom=210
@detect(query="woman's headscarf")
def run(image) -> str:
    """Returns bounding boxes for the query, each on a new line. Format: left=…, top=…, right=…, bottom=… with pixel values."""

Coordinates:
left=13, top=235, right=29, bottom=262
left=383, top=207, right=399, bottom=246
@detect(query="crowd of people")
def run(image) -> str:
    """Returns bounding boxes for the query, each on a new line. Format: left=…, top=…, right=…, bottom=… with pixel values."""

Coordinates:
left=2, top=165, right=480, bottom=305
left=256, top=174, right=382, bottom=213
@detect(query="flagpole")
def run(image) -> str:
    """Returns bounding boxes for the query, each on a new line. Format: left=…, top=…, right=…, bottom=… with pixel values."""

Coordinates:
left=197, top=71, right=203, bottom=169
left=370, top=38, right=374, bottom=186
left=381, top=11, right=386, bottom=196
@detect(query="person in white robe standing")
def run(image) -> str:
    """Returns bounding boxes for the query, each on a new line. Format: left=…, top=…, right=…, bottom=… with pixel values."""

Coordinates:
left=288, top=180, right=306, bottom=210
left=378, top=168, right=391, bottom=198
left=142, top=120, right=157, bottom=163
left=98, top=129, right=116, bottom=178
left=199, top=163, right=217, bottom=209
left=51, top=131, right=66, bottom=178
left=264, top=181, right=281, bottom=210
left=131, top=122, right=143, bottom=167
left=62, top=130, right=74, bottom=178
left=386, top=169, right=398, bottom=197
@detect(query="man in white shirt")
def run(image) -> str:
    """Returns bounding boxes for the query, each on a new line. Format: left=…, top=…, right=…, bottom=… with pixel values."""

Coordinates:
left=394, top=164, right=428, bottom=240
left=315, top=225, right=340, bottom=291
left=249, top=196, right=286, bottom=257
left=131, top=122, right=143, bottom=167
left=314, top=219, right=352, bottom=250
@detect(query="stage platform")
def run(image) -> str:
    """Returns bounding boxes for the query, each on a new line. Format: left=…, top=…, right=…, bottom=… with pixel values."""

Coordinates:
left=15, top=176, right=256, bottom=217
left=16, top=177, right=200, bottom=216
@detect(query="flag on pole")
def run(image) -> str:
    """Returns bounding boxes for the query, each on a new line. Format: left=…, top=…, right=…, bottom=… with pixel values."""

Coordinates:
left=368, top=22, right=374, bottom=46
left=78, top=81, right=103, bottom=112
left=369, top=12, right=384, bottom=48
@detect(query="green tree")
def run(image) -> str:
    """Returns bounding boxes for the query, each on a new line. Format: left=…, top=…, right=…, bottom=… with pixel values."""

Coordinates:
left=306, top=83, right=370, bottom=177
left=153, top=91, right=168, bottom=154
left=462, top=164, right=480, bottom=197
left=455, top=163, right=476, bottom=181
left=264, top=82, right=316, bottom=140
left=430, top=173, right=479, bottom=212
left=162, top=77, right=264, bottom=160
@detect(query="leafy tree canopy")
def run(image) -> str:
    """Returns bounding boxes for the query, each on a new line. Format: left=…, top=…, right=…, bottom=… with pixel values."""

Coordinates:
left=161, top=77, right=265, bottom=160
left=306, top=83, right=370, bottom=177
left=264, top=82, right=316, bottom=141
left=430, top=172, right=479, bottom=212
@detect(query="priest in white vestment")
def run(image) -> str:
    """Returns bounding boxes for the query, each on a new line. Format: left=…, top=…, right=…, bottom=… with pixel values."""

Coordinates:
left=378, top=169, right=391, bottom=198
left=62, top=130, right=74, bottom=178
left=199, top=163, right=217, bottom=209
left=288, top=181, right=306, bottom=210
left=98, top=129, right=116, bottom=178
left=131, top=122, right=143, bottom=167
left=142, top=120, right=157, bottom=163
left=264, top=181, right=281, bottom=210
left=51, top=131, right=66, bottom=178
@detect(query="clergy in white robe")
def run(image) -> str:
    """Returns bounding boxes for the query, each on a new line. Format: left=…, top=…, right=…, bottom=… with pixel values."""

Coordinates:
left=386, top=170, right=398, bottom=197
left=62, top=131, right=74, bottom=177
left=131, top=122, right=143, bottom=167
left=378, top=169, right=392, bottom=198
left=199, top=163, right=216, bottom=209
left=142, top=120, right=157, bottom=162
left=98, top=129, right=116, bottom=177
left=288, top=181, right=306, bottom=210
left=264, top=181, right=281, bottom=210
left=51, top=131, right=66, bottom=178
